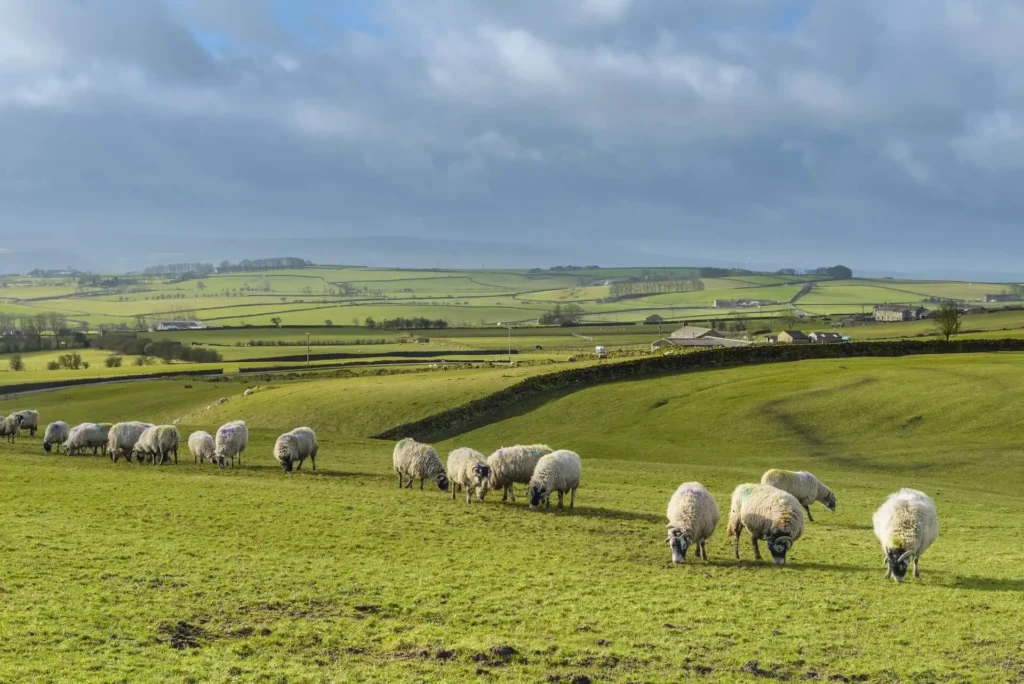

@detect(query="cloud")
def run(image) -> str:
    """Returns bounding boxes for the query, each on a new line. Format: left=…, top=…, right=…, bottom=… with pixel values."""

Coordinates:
left=2, top=0, right=1024, bottom=274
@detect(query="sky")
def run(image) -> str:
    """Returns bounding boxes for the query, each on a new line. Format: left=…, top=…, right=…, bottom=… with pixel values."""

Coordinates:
left=2, top=0, right=1024, bottom=278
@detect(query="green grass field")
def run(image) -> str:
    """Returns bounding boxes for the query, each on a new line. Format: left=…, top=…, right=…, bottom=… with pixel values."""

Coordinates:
left=1, top=353, right=1023, bottom=681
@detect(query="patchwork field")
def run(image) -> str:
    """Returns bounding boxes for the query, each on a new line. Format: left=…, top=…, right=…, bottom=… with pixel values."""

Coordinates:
left=1, top=353, right=1023, bottom=681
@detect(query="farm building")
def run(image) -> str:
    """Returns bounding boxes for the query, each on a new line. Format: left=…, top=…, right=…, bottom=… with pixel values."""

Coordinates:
left=645, top=315, right=665, bottom=324
left=873, top=305, right=928, bottom=322
left=651, top=337, right=750, bottom=351
left=777, top=331, right=810, bottom=344
left=669, top=325, right=724, bottom=340
left=149, top=320, right=209, bottom=332
left=984, top=294, right=1020, bottom=303
left=714, top=299, right=776, bottom=308
left=809, top=332, right=844, bottom=344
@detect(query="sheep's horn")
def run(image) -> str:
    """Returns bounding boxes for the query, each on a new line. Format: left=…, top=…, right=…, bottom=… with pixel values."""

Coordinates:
left=775, top=536, right=793, bottom=546
left=898, top=550, right=914, bottom=564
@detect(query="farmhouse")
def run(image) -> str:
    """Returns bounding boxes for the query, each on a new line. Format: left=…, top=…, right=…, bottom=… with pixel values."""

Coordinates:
left=651, top=337, right=750, bottom=351
left=777, top=330, right=810, bottom=344
left=984, top=294, right=1020, bottom=303
left=873, top=305, right=928, bottom=322
left=645, top=314, right=664, bottom=324
left=669, top=325, right=724, bottom=340
left=149, top=320, right=209, bottom=332
left=809, top=331, right=844, bottom=344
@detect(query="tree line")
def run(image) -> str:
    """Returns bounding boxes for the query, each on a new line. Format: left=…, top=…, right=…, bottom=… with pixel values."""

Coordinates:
left=92, top=334, right=222, bottom=363
left=607, top=278, right=704, bottom=299
left=363, top=317, right=450, bottom=330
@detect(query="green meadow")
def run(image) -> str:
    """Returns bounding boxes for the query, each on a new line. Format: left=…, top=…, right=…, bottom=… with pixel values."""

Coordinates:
left=1, top=352, right=1023, bottom=681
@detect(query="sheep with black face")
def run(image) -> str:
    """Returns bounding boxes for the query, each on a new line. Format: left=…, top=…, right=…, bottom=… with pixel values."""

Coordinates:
left=728, top=484, right=804, bottom=565
left=666, top=482, right=720, bottom=564
left=873, top=489, right=938, bottom=583
left=274, top=427, right=318, bottom=474
left=393, top=438, right=449, bottom=492
left=446, top=447, right=491, bottom=503
left=527, top=450, right=581, bottom=511
left=42, top=421, right=70, bottom=453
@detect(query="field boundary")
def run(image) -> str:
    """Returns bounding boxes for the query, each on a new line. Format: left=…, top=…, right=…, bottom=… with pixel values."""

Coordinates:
left=373, top=338, right=1024, bottom=442
left=0, top=368, right=224, bottom=395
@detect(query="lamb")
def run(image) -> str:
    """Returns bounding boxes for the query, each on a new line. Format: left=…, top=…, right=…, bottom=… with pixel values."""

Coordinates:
left=107, top=421, right=154, bottom=463
left=188, top=431, right=216, bottom=464
left=2, top=414, right=23, bottom=443
left=528, top=450, right=581, bottom=510
left=446, top=448, right=491, bottom=503
left=728, top=484, right=805, bottom=565
left=132, top=425, right=180, bottom=465
left=273, top=427, right=318, bottom=474
left=486, top=444, right=553, bottom=503
left=392, top=438, right=449, bottom=491
left=213, top=421, right=249, bottom=469
left=64, top=423, right=111, bottom=456
left=42, top=421, right=70, bottom=453
left=11, top=410, right=39, bottom=437
left=760, top=469, right=836, bottom=522
left=873, top=489, right=938, bottom=583
left=666, top=482, right=720, bottom=564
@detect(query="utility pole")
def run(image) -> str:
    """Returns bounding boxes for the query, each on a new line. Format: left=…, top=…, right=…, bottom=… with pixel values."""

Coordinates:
left=507, top=324, right=512, bottom=363
left=306, top=332, right=310, bottom=366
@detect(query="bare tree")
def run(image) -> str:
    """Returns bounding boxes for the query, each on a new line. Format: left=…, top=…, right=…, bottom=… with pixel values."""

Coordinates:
left=933, top=301, right=963, bottom=341
left=47, top=312, right=68, bottom=348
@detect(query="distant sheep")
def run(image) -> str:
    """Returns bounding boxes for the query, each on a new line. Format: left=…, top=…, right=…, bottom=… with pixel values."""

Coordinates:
left=728, top=484, right=804, bottom=565
left=760, top=469, right=836, bottom=522
left=188, top=431, right=216, bottom=465
left=873, top=489, right=938, bottom=583
left=392, top=438, right=449, bottom=491
left=1, top=414, right=23, bottom=443
left=218, top=397, right=229, bottom=405
left=107, top=421, right=154, bottom=463
left=133, top=425, right=180, bottom=465
left=446, top=448, right=491, bottom=503
left=528, top=450, right=581, bottom=510
left=666, top=482, right=720, bottom=564
left=64, top=423, right=111, bottom=456
left=274, top=427, right=318, bottom=474
left=487, top=444, right=553, bottom=503
left=11, top=410, right=39, bottom=437
left=213, top=421, right=248, bottom=469
left=42, top=421, right=70, bottom=453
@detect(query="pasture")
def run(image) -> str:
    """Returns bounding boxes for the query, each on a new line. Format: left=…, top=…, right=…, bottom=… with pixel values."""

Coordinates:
left=1, top=353, right=1023, bottom=681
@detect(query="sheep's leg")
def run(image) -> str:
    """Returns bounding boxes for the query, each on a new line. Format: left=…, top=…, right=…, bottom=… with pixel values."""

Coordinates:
left=884, top=567, right=892, bottom=580
left=452, top=483, right=457, bottom=501
left=700, top=542, right=708, bottom=561
left=397, top=472, right=403, bottom=488
left=310, top=452, right=316, bottom=471
left=509, top=485, right=515, bottom=502
left=419, top=477, right=424, bottom=491
left=557, top=491, right=564, bottom=508
left=465, top=487, right=472, bottom=504
left=751, top=537, right=762, bottom=561
left=173, top=449, right=178, bottom=465
left=570, top=488, right=576, bottom=509
left=913, top=556, right=920, bottom=578
left=295, top=458, right=303, bottom=472
left=733, top=527, right=743, bottom=560
left=804, top=505, right=814, bottom=522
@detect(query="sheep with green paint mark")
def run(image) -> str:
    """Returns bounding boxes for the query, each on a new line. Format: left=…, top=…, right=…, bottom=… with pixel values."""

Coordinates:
left=729, top=484, right=805, bottom=565
left=760, top=469, right=836, bottom=522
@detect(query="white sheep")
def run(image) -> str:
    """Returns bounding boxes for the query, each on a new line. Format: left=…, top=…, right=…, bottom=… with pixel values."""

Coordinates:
left=2, top=414, right=23, bottom=443
left=274, top=427, right=318, bottom=474
left=760, top=469, right=836, bottom=522
left=11, top=410, right=39, bottom=437
left=446, top=448, right=491, bottom=503
left=218, top=397, right=229, bottom=404
left=486, top=444, right=553, bottom=503
left=873, top=489, right=938, bottom=583
left=213, top=420, right=249, bottom=469
left=107, top=421, right=154, bottom=463
left=728, top=484, right=805, bottom=565
left=528, top=449, right=581, bottom=510
left=133, top=425, right=180, bottom=465
left=393, top=438, right=449, bottom=491
left=666, top=482, right=720, bottom=564
left=188, top=431, right=216, bottom=464
left=64, top=423, right=111, bottom=456
left=42, top=421, right=70, bottom=453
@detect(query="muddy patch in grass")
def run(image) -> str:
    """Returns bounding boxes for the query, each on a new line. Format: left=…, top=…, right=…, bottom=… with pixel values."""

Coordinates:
left=158, top=620, right=209, bottom=650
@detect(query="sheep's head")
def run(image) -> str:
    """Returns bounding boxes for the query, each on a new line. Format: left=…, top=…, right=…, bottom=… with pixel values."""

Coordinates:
left=212, top=450, right=228, bottom=469
left=435, top=473, right=449, bottom=492
left=43, top=442, right=52, bottom=453
left=281, top=456, right=293, bottom=474
left=824, top=491, right=837, bottom=512
left=666, top=527, right=692, bottom=564
left=885, top=548, right=913, bottom=583
left=765, top=531, right=794, bottom=565
left=528, top=484, right=549, bottom=510
left=473, top=464, right=491, bottom=488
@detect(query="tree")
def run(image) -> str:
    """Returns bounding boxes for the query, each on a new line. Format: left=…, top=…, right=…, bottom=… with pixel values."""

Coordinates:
left=8, top=354, right=24, bottom=371
left=933, top=301, right=963, bottom=341
left=46, top=312, right=68, bottom=348
left=270, top=317, right=283, bottom=327
left=105, top=355, right=123, bottom=368
left=196, top=282, right=206, bottom=291
left=324, top=320, right=334, bottom=327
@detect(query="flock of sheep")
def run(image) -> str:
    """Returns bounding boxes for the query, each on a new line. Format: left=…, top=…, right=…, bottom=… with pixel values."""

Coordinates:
left=5, top=409, right=937, bottom=582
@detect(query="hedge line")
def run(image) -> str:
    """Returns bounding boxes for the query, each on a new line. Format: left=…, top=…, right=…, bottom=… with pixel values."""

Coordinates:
left=236, top=359, right=476, bottom=373
left=251, top=349, right=516, bottom=363
left=0, top=368, right=225, bottom=395
left=373, top=338, right=1024, bottom=442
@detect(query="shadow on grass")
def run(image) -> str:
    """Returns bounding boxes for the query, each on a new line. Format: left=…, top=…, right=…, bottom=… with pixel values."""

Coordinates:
left=481, top=503, right=663, bottom=524
left=241, top=464, right=391, bottom=481
left=944, top=576, right=1024, bottom=592
left=712, top=560, right=869, bottom=573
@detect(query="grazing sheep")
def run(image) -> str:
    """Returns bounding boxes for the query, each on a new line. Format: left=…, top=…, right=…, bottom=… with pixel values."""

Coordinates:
left=42, top=421, right=70, bottom=453
left=2, top=414, right=23, bottom=443
left=64, top=423, right=111, bottom=456
left=728, top=484, right=805, bottom=565
left=666, top=482, right=720, bottom=564
left=873, top=489, right=938, bottom=583
left=446, top=448, right=491, bottom=503
left=528, top=450, right=581, bottom=510
left=11, top=410, right=39, bottom=437
left=274, top=427, right=318, bottom=474
left=218, top=397, right=228, bottom=405
left=760, top=469, right=836, bottom=522
left=132, top=425, right=180, bottom=465
left=188, top=431, right=216, bottom=464
left=107, top=421, right=154, bottom=463
left=393, top=438, right=449, bottom=491
left=213, top=421, right=248, bottom=469
left=487, top=444, right=553, bottom=503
